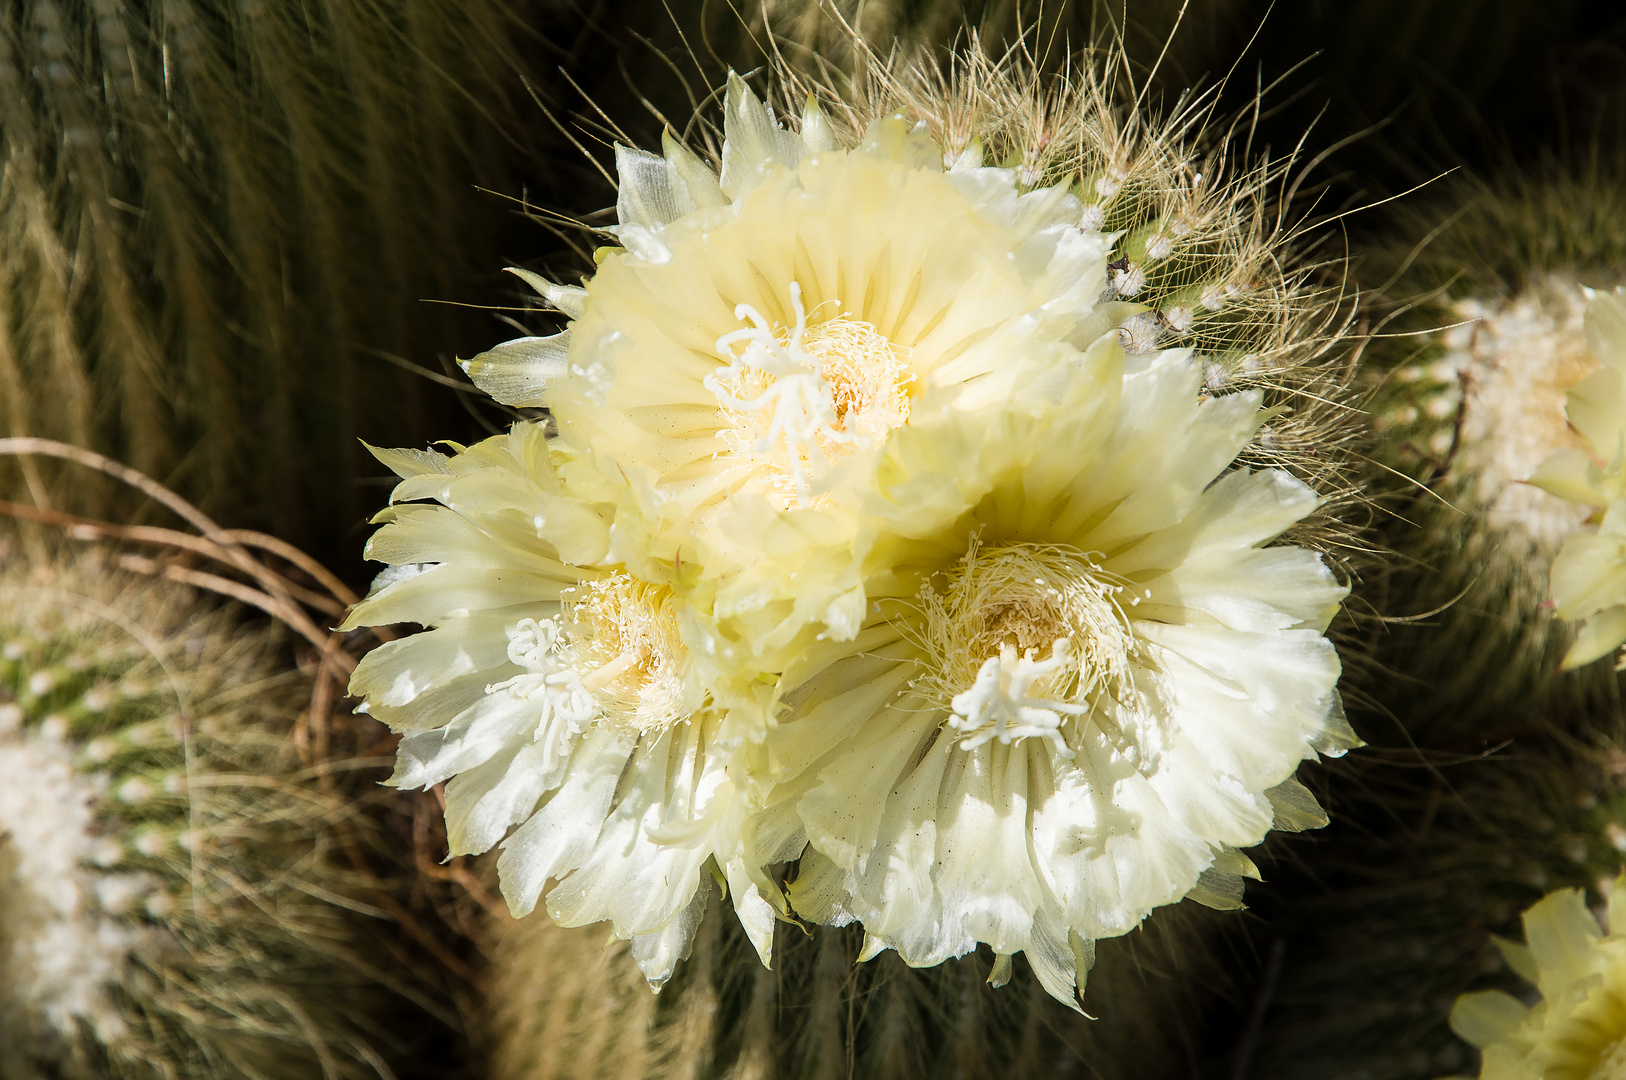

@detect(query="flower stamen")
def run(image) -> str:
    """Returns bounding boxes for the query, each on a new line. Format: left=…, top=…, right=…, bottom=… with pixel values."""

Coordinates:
left=916, top=540, right=1139, bottom=756
left=708, top=280, right=913, bottom=503
left=564, top=574, right=688, bottom=734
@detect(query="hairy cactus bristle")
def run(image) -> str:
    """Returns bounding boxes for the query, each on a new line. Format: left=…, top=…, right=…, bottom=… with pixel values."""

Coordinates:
left=1360, top=165, right=1626, bottom=745
left=485, top=896, right=1240, bottom=1080
left=0, top=538, right=464, bottom=1078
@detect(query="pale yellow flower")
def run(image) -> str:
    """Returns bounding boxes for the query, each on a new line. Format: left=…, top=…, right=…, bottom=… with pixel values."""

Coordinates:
left=1529, top=289, right=1626, bottom=669
left=423, top=51, right=1358, bottom=1012
left=461, top=74, right=1126, bottom=672
left=340, top=424, right=776, bottom=984
left=1451, top=874, right=1626, bottom=1080
left=745, top=334, right=1354, bottom=1007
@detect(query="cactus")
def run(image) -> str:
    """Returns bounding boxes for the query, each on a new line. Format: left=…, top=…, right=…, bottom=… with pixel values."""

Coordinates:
left=0, top=537, right=462, bottom=1078
left=0, top=0, right=551, bottom=569
left=484, top=897, right=1240, bottom=1080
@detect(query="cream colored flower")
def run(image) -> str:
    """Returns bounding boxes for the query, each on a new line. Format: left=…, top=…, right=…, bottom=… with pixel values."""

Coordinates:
left=1529, top=289, right=1626, bottom=669
left=1451, top=874, right=1626, bottom=1080
left=340, top=423, right=777, bottom=984
left=461, top=74, right=1128, bottom=664
left=427, top=48, right=1358, bottom=1013
left=746, top=334, right=1354, bottom=1008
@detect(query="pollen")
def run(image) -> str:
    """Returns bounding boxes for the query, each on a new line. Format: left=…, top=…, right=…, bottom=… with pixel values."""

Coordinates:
left=563, top=572, right=688, bottom=734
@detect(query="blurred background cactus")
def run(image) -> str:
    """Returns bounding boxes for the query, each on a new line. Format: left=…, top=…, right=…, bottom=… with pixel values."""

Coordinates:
left=1351, top=166, right=1626, bottom=747
left=483, top=898, right=1242, bottom=1080
left=0, top=0, right=574, bottom=574
left=0, top=532, right=466, bottom=1078
left=1235, top=731, right=1626, bottom=1080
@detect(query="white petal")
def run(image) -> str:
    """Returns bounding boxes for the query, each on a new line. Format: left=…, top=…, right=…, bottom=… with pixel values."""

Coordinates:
left=1016, top=913, right=1090, bottom=1012
left=443, top=740, right=561, bottom=856
left=629, top=877, right=715, bottom=989
left=1264, top=776, right=1328, bottom=833
left=785, top=846, right=854, bottom=926
left=342, top=563, right=566, bottom=629
left=725, top=860, right=779, bottom=967
left=856, top=116, right=940, bottom=170
left=614, top=144, right=696, bottom=229
left=799, top=95, right=840, bottom=152
left=796, top=703, right=941, bottom=874
left=1449, top=990, right=1530, bottom=1049
left=545, top=726, right=714, bottom=937
left=348, top=613, right=517, bottom=708
left=1563, top=605, right=1626, bottom=669
left=364, top=442, right=453, bottom=480
left=389, top=689, right=540, bottom=789
left=718, top=72, right=804, bottom=198
left=507, top=267, right=587, bottom=319
left=461, top=332, right=571, bottom=408
left=1135, top=622, right=1342, bottom=790
left=905, top=740, right=1051, bottom=962
left=1522, top=887, right=1604, bottom=1000
left=1034, top=733, right=1214, bottom=937
left=661, top=130, right=728, bottom=209
left=368, top=669, right=510, bottom=735
left=496, top=730, right=631, bottom=917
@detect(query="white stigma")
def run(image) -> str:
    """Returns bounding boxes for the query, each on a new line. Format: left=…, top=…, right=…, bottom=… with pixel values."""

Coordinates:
left=494, top=575, right=689, bottom=741
left=948, top=640, right=1084, bottom=758
left=707, top=281, right=848, bottom=498
left=915, top=541, right=1141, bottom=759
left=494, top=616, right=598, bottom=743
left=707, top=280, right=912, bottom=504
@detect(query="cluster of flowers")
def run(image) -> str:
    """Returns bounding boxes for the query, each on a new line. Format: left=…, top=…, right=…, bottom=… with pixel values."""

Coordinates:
left=341, top=70, right=1358, bottom=1006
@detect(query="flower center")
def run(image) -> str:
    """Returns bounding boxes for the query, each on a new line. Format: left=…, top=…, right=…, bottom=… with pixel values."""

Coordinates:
left=913, top=540, right=1140, bottom=758
left=565, top=574, right=687, bottom=733
left=708, top=281, right=913, bottom=505
left=502, top=573, right=687, bottom=737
